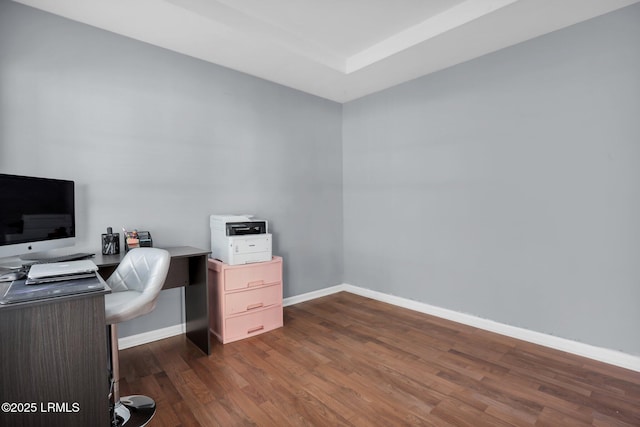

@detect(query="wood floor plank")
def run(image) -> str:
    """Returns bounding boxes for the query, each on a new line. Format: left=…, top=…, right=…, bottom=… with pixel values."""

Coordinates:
left=170, top=400, right=202, bottom=427
left=117, top=292, right=640, bottom=426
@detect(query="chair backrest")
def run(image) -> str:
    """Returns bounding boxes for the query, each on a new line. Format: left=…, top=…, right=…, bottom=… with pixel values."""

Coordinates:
left=105, top=248, right=170, bottom=324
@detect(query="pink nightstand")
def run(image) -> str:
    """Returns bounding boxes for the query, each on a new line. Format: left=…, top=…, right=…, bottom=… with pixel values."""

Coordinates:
left=208, top=256, right=283, bottom=344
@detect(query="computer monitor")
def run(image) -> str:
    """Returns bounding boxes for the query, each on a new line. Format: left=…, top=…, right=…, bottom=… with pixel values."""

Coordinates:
left=0, top=173, right=76, bottom=260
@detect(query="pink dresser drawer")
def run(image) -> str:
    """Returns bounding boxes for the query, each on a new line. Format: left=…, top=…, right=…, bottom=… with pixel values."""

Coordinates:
left=224, top=305, right=283, bottom=343
left=225, top=284, right=281, bottom=316
left=224, top=260, right=281, bottom=291
left=208, top=256, right=284, bottom=344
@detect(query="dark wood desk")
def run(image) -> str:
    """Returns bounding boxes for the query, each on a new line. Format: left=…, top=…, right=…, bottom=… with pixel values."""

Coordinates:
left=0, top=285, right=110, bottom=427
left=93, top=246, right=211, bottom=355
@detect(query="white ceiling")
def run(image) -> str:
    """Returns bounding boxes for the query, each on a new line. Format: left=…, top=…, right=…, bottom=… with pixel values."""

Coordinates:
left=13, top=0, right=640, bottom=103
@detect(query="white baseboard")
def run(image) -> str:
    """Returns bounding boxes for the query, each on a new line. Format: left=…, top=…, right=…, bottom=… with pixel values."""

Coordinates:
left=283, top=284, right=348, bottom=306
left=119, top=283, right=640, bottom=372
left=340, top=284, right=640, bottom=373
left=118, top=323, right=185, bottom=350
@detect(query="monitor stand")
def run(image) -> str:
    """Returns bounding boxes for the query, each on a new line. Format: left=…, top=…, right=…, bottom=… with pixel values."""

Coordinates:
left=0, top=256, right=25, bottom=271
left=20, top=251, right=95, bottom=264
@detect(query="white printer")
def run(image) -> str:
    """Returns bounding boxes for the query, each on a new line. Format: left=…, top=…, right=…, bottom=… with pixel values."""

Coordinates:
left=210, top=215, right=272, bottom=265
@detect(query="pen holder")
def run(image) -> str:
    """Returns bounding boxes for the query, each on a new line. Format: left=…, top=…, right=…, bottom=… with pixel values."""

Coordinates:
left=102, top=233, right=120, bottom=255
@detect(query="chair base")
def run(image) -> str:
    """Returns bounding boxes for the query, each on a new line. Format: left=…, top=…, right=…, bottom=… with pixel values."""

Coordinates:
left=111, top=395, right=156, bottom=427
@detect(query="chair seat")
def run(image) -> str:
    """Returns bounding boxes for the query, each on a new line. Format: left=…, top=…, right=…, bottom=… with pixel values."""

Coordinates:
left=105, top=290, right=144, bottom=324
left=104, top=248, right=170, bottom=325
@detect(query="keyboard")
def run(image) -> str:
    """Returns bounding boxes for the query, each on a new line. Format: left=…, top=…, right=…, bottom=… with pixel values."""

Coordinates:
left=25, top=252, right=95, bottom=265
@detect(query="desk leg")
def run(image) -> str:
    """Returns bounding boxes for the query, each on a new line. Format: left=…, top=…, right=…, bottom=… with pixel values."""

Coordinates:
left=185, top=255, right=210, bottom=355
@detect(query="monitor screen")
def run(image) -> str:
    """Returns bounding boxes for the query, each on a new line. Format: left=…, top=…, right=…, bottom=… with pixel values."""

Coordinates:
left=0, top=174, right=75, bottom=259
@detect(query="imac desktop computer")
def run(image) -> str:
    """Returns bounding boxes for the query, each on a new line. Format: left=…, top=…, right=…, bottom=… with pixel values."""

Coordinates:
left=0, top=173, right=76, bottom=265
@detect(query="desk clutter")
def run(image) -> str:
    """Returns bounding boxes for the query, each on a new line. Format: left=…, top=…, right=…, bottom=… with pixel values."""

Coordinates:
left=208, top=214, right=282, bottom=343
left=26, top=259, right=98, bottom=284
left=102, top=226, right=153, bottom=255
left=101, top=227, right=120, bottom=255
left=123, top=228, right=153, bottom=252
left=0, top=259, right=104, bottom=304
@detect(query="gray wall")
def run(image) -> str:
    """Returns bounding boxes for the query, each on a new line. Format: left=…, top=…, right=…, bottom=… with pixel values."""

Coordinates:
left=343, top=4, right=640, bottom=355
left=0, top=0, right=343, bottom=337
left=2, top=0, right=638, bottom=356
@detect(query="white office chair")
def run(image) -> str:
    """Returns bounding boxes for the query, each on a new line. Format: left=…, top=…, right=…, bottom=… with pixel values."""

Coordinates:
left=105, top=248, right=170, bottom=427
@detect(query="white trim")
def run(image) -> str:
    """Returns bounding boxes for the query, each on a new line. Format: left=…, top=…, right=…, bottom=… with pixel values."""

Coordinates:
left=118, top=323, right=185, bottom=350
left=341, top=284, right=640, bottom=373
left=118, top=283, right=640, bottom=372
left=345, top=0, right=519, bottom=73
left=283, top=284, right=348, bottom=307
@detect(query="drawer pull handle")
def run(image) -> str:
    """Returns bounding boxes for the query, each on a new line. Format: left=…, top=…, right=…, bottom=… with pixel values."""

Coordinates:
left=247, top=325, right=264, bottom=334
left=247, top=303, right=264, bottom=311
left=247, top=280, right=264, bottom=287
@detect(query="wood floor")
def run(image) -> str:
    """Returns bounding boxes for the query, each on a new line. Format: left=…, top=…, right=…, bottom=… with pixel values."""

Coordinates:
left=118, top=292, right=640, bottom=426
